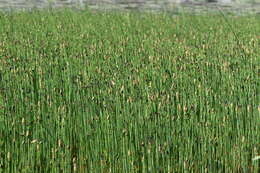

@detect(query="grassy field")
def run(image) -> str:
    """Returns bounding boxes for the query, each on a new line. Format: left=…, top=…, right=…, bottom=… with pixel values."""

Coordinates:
left=0, top=9, right=259, bottom=172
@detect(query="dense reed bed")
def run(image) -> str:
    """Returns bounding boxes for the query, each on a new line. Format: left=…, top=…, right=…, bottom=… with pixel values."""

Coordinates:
left=0, top=9, right=259, bottom=172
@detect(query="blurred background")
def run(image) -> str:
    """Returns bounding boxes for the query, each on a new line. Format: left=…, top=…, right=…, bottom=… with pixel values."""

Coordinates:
left=0, top=0, right=260, bottom=14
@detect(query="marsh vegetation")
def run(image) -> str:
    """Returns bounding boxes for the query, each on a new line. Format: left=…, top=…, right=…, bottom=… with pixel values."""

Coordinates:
left=0, top=9, right=259, bottom=172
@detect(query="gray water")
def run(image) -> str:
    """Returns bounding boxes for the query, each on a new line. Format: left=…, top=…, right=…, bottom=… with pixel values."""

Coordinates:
left=1, top=0, right=260, bottom=14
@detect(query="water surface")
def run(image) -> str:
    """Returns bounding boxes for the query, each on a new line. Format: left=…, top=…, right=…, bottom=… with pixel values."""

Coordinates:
left=1, top=0, right=260, bottom=14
